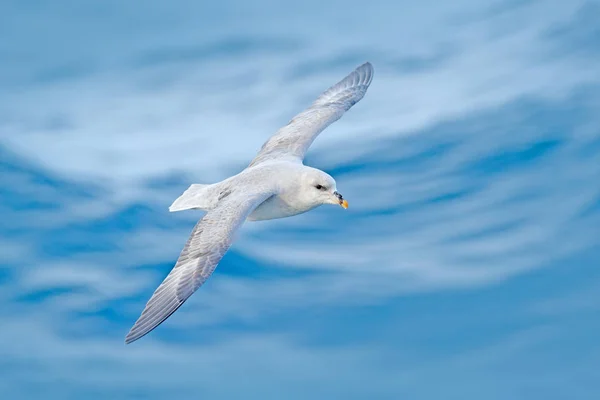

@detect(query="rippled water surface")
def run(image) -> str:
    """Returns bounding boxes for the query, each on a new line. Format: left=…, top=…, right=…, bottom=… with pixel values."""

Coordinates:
left=1, top=1, right=600, bottom=398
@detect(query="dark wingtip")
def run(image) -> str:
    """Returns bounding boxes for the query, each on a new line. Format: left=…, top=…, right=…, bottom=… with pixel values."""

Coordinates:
left=124, top=332, right=136, bottom=345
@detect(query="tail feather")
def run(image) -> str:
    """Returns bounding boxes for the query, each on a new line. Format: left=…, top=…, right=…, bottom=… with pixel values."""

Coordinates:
left=169, top=184, right=212, bottom=212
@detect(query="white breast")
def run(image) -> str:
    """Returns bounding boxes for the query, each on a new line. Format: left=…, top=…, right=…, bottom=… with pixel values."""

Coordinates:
left=247, top=194, right=315, bottom=221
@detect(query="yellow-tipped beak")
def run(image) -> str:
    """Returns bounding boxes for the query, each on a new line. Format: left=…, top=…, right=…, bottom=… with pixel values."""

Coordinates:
left=340, top=199, right=349, bottom=209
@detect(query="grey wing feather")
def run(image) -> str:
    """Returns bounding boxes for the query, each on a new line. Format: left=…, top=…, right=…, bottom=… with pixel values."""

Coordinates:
left=125, top=189, right=273, bottom=344
left=248, top=62, right=374, bottom=167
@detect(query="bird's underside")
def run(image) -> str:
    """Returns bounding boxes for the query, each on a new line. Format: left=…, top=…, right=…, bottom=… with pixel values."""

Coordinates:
left=125, top=62, right=374, bottom=344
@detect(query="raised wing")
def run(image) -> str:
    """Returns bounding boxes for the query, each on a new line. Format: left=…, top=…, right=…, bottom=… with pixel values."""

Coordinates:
left=248, top=62, right=374, bottom=167
left=125, top=189, right=273, bottom=344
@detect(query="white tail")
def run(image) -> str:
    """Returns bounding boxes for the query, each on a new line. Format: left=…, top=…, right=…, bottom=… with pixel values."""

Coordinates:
left=169, top=184, right=213, bottom=212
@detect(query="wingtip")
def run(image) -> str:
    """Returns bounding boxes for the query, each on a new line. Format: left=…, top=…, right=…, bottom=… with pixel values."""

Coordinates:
left=124, top=326, right=145, bottom=344
left=124, top=324, right=150, bottom=344
left=355, top=61, right=374, bottom=85
left=311, top=60, right=374, bottom=108
left=124, top=332, right=136, bottom=345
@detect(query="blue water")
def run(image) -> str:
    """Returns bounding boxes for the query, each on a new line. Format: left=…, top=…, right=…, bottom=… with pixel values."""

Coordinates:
left=1, top=1, right=600, bottom=399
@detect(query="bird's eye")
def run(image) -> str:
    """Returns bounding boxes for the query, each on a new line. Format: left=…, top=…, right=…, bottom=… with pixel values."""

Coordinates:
left=315, top=184, right=325, bottom=190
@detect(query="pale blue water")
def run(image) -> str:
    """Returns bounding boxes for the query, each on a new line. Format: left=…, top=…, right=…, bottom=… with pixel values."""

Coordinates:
left=1, top=1, right=600, bottom=399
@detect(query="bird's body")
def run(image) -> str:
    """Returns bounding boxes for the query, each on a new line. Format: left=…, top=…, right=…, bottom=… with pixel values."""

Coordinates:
left=125, top=62, right=374, bottom=344
left=170, top=161, right=337, bottom=221
left=244, top=162, right=324, bottom=221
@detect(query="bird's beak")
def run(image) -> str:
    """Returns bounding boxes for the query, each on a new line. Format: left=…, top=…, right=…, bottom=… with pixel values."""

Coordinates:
left=334, top=191, right=348, bottom=209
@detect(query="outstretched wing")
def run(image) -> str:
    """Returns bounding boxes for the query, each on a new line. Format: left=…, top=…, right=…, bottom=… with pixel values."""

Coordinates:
left=248, top=62, right=374, bottom=167
left=125, top=189, right=273, bottom=344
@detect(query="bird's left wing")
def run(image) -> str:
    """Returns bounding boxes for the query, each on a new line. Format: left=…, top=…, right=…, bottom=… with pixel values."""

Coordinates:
left=125, top=188, right=274, bottom=344
left=248, top=62, right=374, bottom=167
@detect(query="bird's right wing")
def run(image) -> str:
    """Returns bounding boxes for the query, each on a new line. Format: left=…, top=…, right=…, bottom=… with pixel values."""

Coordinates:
left=248, top=62, right=374, bottom=167
left=125, top=188, right=273, bottom=344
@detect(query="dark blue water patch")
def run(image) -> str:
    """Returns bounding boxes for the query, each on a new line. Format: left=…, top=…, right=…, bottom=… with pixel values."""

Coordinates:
left=355, top=205, right=405, bottom=219
left=0, top=266, right=13, bottom=285
left=147, top=317, right=274, bottom=347
left=143, top=171, right=195, bottom=191
left=321, top=140, right=458, bottom=178
left=31, top=62, right=96, bottom=85
left=1, top=196, right=63, bottom=212
left=255, top=220, right=374, bottom=247
left=0, top=359, right=46, bottom=375
left=356, top=183, right=482, bottom=219
left=219, top=249, right=323, bottom=280
left=577, top=135, right=600, bottom=158
left=118, top=388, right=191, bottom=400
left=153, top=326, right=232, bottom=347
left=133, top=36, right=301, bottom=68
left=0, top=145, right=102, bottom=201
left=443, top=218, right=525, bottom=244
left=76, top=203, right=157, bottom=232
left=462, top=139, right=562, bottom=176
left=14, top=285, right=88, bottom=304
left=485, top=0, right=536, bottom=16
left=490, top=185, right=545, bottom=210
left=423, top=185, right=478, bottom=205
left=346, top=188, right=477, bottom=219
left=2, top=199, right=170, bottom=250
left=132, top=260, right=178, bottom=275
left=285, top=300, right=538, bottom=358
left=577, top=193, right=600, bottom=219
left=66, top=305, right=135, bottom=336
left=47, top=203, right=188, bottom=249
left=250, top=224, right=346, bottom=240
left=542, top=2, right=600, bottom=59
left=40, top=113, right=74, bottom=131
left=452, top=0, right=536, bottom=25
left=57, top=318, right=128, bottom=342
left=38, top=229, right=120, bottom=257
left=91, top=304, right=133, bottom=325
left=0, top=113, right=73, bottom=134
left=390, top=44, right=459, bottom=74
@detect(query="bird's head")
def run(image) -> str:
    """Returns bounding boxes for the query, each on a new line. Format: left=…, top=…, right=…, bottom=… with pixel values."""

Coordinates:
left=300, top=168, right=348, bottom=209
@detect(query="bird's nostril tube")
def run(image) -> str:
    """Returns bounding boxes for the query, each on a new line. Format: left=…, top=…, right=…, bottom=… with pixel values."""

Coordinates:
left=334, top=191, right=343, bottom=200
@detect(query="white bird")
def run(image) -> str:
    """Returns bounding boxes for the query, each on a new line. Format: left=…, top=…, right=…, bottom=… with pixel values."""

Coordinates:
left=125, top=62, right=374, bottom=344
